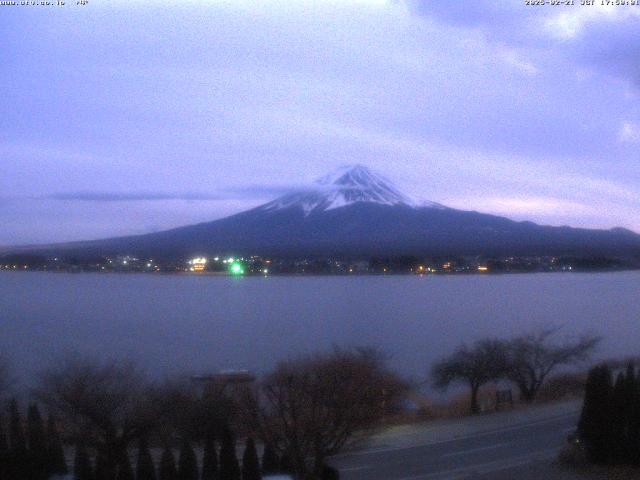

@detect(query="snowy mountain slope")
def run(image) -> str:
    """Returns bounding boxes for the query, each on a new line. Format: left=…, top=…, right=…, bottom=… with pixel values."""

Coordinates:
left=258, top=165, right=443, bottom=215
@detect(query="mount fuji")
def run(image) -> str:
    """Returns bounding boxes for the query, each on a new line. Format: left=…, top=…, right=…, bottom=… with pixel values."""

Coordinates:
left=14, top=165, right=640, bottom=258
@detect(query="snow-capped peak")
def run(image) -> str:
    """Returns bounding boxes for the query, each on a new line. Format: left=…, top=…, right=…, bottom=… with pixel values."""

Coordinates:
left=259, top=165, right=443, bottom=216
left=314, top=164, right=415, bottom=206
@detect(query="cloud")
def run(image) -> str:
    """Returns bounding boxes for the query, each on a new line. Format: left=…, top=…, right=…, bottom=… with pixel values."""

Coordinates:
left=498, top=47, right=538, bottom=75
left=405, top=0, right=526, bottom=32
left=618, top=122, right=640, bottom=143
left=407, top=0, right=640, bottom=86
left=544, top=5, right=640, bottom=40
left=225, top=184, right=311, bottom=197
left=46, top=184, right=307, bottom=202
left=48, top=192, right=224, bottom=202
left=574, top=16, right=640, bottom=86
left=453, top=196, right=598, bottom=218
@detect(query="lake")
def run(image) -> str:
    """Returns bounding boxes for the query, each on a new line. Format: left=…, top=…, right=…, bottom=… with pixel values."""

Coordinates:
left=1, top=271, right=639, bottom=389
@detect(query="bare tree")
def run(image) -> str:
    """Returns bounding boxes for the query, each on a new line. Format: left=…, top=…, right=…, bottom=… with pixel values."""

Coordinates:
left=505, top=329, right=600, bottom=402
left=241, top=347, right=408, bottom=480
left=36, top=356, right=164, bottom=479
left=431, top=339, right=507, bottom=415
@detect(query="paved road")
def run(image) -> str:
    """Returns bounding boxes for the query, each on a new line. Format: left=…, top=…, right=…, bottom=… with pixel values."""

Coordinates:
left=330, top=402, right=581, bottom=480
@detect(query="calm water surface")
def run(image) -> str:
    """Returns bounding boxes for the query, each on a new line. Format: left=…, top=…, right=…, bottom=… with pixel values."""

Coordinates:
left=1, top=271, right=639, bottom=386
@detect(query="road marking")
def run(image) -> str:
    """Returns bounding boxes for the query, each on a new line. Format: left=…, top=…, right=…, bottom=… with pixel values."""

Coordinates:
left=376, top=403, right=581, bottom=441
left=334, top=411, right=577, bottom=458
left=340, top=465, right=371, bottom=472
left=440, top=441, right=510, bottom=458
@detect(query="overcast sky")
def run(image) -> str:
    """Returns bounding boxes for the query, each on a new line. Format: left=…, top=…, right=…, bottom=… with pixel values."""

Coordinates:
left=1, top=0, right=639, bottom=245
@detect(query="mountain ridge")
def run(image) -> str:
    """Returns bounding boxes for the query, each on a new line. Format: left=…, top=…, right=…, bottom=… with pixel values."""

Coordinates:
left=4, top=165, right=640, bottom=259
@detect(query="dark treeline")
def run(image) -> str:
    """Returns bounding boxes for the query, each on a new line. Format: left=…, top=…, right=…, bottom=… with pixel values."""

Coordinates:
left=0, top=348, right=402, bottom=480
left=578, top=363, right=640, bottom=466
left=0, top=400, right=66, bottom=480
left=0, top=398, right=304, bottom=480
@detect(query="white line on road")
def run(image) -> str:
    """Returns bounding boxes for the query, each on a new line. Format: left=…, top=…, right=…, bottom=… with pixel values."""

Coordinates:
left=340, top=465, right=372, bottom=472
left=440, top=441, right=510, bottom=458
left=334, top=411, right=577, bottom=458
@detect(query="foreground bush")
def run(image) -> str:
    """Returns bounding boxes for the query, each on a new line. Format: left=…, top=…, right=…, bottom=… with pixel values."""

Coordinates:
left=578, top=363, right=640, bottom=466
left=241, top=347, right=407, bottom=479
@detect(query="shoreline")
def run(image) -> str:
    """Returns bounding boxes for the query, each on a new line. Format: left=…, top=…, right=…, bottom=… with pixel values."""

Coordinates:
left=1, top=267, right=639, bottom=277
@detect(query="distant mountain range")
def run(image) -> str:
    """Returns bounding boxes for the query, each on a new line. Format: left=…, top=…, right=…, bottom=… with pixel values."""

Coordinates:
left=7, top=165, right=640, bottom=259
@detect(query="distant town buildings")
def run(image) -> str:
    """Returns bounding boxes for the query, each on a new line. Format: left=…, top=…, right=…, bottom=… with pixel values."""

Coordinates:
left=0, top=252, right=634, bottom=275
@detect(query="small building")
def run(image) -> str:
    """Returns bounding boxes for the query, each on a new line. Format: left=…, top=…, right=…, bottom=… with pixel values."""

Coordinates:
left=191, top=370, right=255, bottom=397
left=188, top=257, right=207, bottom=272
